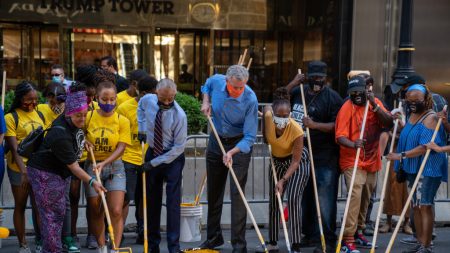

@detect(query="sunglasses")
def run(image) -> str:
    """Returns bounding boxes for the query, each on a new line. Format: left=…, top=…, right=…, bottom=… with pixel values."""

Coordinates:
left=51, top=74, right=61, bottom=77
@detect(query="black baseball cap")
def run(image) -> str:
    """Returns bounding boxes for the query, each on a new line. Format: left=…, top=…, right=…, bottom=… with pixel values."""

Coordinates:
left=347, top=76, right=366, bottom=94
left=390, top=73, right=426, bottom=94
left=129, top=69, right=148, bottom=82
left=307, top=61, right=327, bottom=77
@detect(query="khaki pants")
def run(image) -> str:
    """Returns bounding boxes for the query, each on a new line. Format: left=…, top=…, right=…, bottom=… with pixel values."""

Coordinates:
left=343, top=169, right=377, bottom=238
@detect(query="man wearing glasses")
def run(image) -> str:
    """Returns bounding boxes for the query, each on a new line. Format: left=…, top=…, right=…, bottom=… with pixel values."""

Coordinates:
left=51, top=64, right=73, bottom=91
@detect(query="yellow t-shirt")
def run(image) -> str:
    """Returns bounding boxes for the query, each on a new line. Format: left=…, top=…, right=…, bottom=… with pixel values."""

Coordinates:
left=79, top=102, right=99, bottom=162
left=264, top=111, right=304, bottom=158
left=85, top=110, right=131, bottom=161
left=116, top=90, right=134, bottom=107
left=117, top=99, right=148, bottom=165
left=5, top=109, right=45, bottom=172
left=37, top=104, right=60, bottom=127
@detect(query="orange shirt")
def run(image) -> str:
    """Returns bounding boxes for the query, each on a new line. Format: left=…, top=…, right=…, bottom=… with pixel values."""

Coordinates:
left=335, top=98, right=387, bottom=172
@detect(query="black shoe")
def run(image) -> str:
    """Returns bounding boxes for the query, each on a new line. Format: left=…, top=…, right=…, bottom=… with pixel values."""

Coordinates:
left=232, top=248, right=247, bottom=253
left=199, top=234, right=224, bottom=249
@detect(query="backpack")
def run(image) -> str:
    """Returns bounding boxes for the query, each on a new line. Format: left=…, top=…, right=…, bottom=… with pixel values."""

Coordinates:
left=17, top=125, right=64, bottom=159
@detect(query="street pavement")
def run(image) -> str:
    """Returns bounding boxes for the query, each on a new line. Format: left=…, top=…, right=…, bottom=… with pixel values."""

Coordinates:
left=1, top=227, right=450, bottom=252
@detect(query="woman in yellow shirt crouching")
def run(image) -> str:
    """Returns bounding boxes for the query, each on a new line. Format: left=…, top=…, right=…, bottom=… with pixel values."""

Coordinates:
left=262, top=87, right=310, bottom=253
left=84, top=79, right=131, bottom=252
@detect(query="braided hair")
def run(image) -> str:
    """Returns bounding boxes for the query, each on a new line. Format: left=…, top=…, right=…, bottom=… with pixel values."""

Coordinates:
left=272, top=87, right=291, bottom=112
left=9, top=81, right=37, bottom=113
left=75, top=64, right=98, bottom=87
left=93, top=69, right=115, bottom=87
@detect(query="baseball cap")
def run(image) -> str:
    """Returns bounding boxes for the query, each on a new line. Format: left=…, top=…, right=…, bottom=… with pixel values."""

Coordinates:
left=390, top=73, right=426, bottom=94
left=347, top=75, right=366, bottom=93
left=307, top=61, right=327, bottom=77
left=129, top=69, right=148, bottom=82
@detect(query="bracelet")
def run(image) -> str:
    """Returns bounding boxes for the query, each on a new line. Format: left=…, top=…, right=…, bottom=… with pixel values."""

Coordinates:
left=88, top=177, right=95, bottom=187
left=401, top=151, right=407, bottom=159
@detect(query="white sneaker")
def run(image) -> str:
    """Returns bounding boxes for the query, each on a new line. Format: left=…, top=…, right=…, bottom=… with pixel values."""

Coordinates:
left=18, top=245, right=32, bottom=253
left=98, top=245, right=108, bottom=253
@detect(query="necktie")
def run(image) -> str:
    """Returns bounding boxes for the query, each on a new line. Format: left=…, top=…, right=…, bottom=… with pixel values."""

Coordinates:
left=154, top=109, right=164, bottom=156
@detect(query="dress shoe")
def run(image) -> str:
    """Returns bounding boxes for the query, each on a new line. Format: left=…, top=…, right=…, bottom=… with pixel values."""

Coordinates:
left=199, top=234, right=224, bottom=249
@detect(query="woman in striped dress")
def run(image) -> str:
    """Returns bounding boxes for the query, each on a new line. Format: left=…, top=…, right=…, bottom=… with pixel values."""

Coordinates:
left=387, top=84, right=447, bottom=253
left=262, top=87, right=310, bottom=253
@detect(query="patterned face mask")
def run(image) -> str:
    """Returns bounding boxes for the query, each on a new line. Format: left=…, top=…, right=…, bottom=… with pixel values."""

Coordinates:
left=273, top=115, right=290, bottom=129
left=51, top=103, right=65, bottom=115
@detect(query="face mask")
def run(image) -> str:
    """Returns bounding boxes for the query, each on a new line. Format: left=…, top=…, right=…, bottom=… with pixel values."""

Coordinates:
left=98, top=101, right=115, bottom=113
left=350, top=92, right=367, bottom=106
left=308, top=79, right=325, bottom=92
left=273, top=115, right=290, bottom=129
left=157, top=100, right=174, bottom=110
left=406, top=101, right=426, bottom=113
left=52, top=76, right=62, bottom=84
left=226, top=83, right=245, bottom=98
left=51, top=103, right=65, bottom=115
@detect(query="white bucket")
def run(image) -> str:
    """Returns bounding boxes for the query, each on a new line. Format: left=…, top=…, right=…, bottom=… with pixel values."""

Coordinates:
left=179, top=204, right=203, bottom=242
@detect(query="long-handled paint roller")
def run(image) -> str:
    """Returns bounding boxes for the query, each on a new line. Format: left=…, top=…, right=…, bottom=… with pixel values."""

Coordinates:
left=88, top=148, right=132, bottom=253
left=207, top=116, right=268, bottom=252
left=335, top=87, right=372, bottom=253
left=268, top=145, right=291, bottom=252
left=141, top=142, right=148, bottom=253
left=385, top=105, right=447, bottom=253
left=369, top=102, right=402, bottom=253
left=298, top=69, right=327, bottom=253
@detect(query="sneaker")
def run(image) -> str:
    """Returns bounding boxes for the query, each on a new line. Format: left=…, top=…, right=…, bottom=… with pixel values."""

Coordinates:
left=416, top=245, right=433, bottom=253
left=63, top=236, right=81, bottom=253
left=363, top=224, right=374, bottom=236
left=340, top=241, right=360, bottom=253
left=402, top=243, right=422, bottom=253
left=97, top=245, right=108, bottom=253
left=18, top=245, right=32, bottom=253
left=403, top=223, right=413, bottom=235
left=35, top=239, right=42, bottom=253
left=400, top=235, right=418, bottom=245
left=85, top=235, right=99, bottom=249
left=255, top=241, right=278, bottom=252
left=354, top=233, right=376, bottom=249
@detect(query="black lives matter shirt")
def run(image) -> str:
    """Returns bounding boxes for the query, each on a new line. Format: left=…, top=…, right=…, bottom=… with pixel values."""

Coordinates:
left=290, top=85, right=344, bottom=167
left=28, top=115, right=84, bottom=179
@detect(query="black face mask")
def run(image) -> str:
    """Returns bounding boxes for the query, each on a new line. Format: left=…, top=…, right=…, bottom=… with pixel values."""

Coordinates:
left=350, top=92, right=367, bottom=106
left=406, top=101, right=426, bottom=113
left=157, top=100, right=175, bottom=110
left=308, top=79, right=325, bottom=92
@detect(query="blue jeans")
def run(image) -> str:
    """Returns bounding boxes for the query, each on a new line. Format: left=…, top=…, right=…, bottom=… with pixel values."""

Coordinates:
left=301, top=165, right=339, bottom=245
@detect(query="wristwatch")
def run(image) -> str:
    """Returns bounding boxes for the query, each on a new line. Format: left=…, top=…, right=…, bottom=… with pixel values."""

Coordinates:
left=401, top=152, right=407, bottom=159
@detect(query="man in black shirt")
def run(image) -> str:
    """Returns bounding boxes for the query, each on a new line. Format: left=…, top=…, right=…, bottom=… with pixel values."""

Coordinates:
left=286, top=61, right=343, bottom=253
left=100, top=56, right=130, bottom=92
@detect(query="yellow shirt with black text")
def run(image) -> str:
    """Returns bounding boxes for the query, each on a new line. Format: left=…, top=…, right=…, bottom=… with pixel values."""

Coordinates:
left=5, top=109, right=45, bottom=172
left=117, top=98, right=148, bottom=165
left=116, top=90, right=134, bottom=107
left=85, top=110, right=131, bottom=161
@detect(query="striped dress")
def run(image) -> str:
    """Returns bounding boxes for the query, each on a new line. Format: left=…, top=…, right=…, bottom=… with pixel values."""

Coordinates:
left=395, top=118, right=448, bottom=182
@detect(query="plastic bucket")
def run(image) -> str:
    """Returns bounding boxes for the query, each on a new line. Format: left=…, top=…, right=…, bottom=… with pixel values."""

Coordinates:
left=180, top=204, right=203, bottom=242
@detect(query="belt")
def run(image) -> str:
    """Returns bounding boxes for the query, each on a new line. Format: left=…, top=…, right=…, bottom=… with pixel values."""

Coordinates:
left=218, top=134, right=243, bottom=145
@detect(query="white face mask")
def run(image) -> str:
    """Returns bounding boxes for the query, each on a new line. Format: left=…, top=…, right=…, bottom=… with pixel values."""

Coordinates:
left=273, top=115, right=290, bottom=129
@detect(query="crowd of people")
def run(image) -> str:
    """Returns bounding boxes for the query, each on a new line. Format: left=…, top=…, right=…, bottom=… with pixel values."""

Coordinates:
left=0, top=58, right=448, bottom=253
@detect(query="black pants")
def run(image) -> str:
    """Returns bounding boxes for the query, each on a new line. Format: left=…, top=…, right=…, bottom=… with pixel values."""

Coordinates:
left=206, top=135, right=252, bottom=250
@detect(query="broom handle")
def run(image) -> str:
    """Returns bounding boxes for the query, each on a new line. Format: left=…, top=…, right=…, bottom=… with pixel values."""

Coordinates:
left=142, top=142, right=148, bottom=253
left=335, top=89, right=372, bottom=253
left=298, top=69, right=327, bottom=253
left=386, top=105, right=447, bottom=253
left=268, top=145, right=291, bottom=252
left=240, top=49, right=248, bottom=65
left=1, top=71, right=6, bottom=109
left=247, top=58, right=253, bottom=70
left=370, top=102, right=402, bottom=253
left=207, top=116, right=268, bottom=252
left=194, top=173, right=207, bottom=206
left=88, top=148, right=117, bottom=249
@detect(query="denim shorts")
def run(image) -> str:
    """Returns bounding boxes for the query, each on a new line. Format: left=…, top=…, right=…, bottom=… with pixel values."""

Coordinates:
left=406, top=173, right=442, bottom=206
left=123, top=161, right=140, bottom=202
left=7, top=168, right=22, bottom=186
left=84, top=159, right=126, bottom=197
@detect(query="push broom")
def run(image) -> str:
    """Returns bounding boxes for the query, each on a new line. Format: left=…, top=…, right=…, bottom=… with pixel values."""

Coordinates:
left=369, top=102, right=402, bottom=253
left=88, top=147, right=133, bottom=253
left=299, top=69, right=327, bottom=253
left=268, top=145, right=291, bottom=252
left=141, top=142, right=148, bottom=253
left=386, top=105, right=447, bottom=253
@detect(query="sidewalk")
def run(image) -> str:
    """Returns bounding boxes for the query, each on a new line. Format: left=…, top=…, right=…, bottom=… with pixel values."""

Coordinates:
left=1, top=227, right=450, bottom=252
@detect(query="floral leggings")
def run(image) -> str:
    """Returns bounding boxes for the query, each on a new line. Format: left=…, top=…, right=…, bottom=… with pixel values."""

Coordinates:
left=28, top=166, right=69, bottom=253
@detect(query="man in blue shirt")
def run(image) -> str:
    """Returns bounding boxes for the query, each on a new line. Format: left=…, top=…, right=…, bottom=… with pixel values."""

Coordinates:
left=137, top=78, right=187, bottom=253
left=199, top=65, right=258, bottom=253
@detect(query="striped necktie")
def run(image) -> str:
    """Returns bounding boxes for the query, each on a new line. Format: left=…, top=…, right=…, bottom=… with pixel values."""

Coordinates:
left=154, top=109, right=164, bottom=156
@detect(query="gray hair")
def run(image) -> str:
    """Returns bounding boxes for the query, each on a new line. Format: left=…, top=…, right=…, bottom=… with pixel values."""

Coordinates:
left=156, top=78, right=177, bottom=91
left=226, top=65, right=249, bottom=81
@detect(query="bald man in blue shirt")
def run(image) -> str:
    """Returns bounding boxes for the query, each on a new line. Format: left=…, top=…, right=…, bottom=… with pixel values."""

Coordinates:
left=199, top=65, right=258, bottom=253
